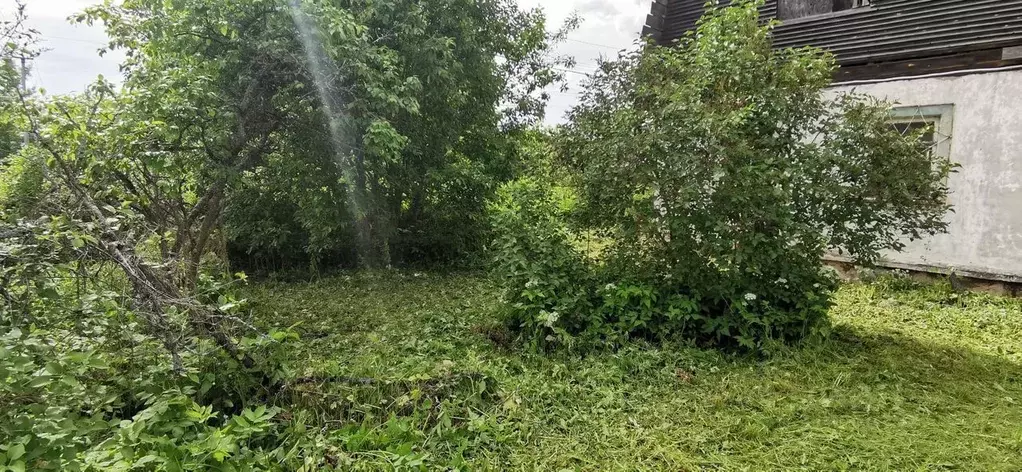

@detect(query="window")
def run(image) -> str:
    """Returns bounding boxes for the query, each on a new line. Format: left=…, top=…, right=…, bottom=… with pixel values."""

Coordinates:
left=891, top=121, right=935, bottom=147
left=839, top=0, right=873, bottom=10
left=778, top=0, right=871, bottom=21
left=888, top=105, right=954, bottom=160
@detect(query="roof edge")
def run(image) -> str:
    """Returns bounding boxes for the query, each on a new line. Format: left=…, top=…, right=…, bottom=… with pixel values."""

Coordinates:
left=642, top=0, right=672, bottom=41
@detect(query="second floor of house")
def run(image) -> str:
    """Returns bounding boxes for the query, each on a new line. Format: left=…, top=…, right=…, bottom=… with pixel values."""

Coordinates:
left=643, top=0, right=1022, bottom=81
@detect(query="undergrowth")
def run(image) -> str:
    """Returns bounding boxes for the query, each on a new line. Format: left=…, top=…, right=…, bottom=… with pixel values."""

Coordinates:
left=242, top=271, right=1022, bottom=470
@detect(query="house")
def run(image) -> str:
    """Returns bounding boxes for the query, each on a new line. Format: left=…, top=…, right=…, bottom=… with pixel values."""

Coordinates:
left=643, top=0, right=1022, bottom=286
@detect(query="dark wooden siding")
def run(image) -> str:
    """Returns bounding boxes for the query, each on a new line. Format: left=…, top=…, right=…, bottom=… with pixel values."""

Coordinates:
left=644, top=0, right=1022, bottom=67
left=644, top=0, right=775, bottom=40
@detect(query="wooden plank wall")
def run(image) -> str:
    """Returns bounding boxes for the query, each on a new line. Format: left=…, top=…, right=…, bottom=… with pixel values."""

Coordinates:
left=642, top=0, right=1022, bottom=79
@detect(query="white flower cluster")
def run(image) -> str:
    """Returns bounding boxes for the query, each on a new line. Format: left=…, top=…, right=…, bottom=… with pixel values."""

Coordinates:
left=538, top=310, right=560, bottom=328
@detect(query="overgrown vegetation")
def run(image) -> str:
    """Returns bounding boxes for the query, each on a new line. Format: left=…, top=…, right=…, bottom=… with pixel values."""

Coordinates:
left=239, top=272, right=1022, bottom=469
left=1, top=0, right=568, bottom=468
left=0, top=0, right=1005, bottom=469
left=7, top=265, right=1019, bottom=469
left=491, top=1, right=954, bottom=350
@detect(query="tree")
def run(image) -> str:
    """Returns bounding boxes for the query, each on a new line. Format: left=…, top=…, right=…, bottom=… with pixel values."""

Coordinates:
left=71, top=0, right=320, bottom=286
left=495, top=0, right=955, bottom=349
left=8, top=0, right=567, bottom=366
left=0, top=0, right=34, bottom=162
left=75, top=0, right=567, bottom=273
left=225, top=0, right=571, bottom=270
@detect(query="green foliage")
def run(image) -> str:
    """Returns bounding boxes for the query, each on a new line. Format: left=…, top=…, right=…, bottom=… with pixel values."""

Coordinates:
left=0, top=220, right=333, bottom=471
left=0, top=3, right=31, bottom=210
left=84, top=395, right=283, bottom=471
left=1, top=0, right=570, bottom=469
left=73, top=0, right=569, bottom=273
left=0, top=108, right=20, bottom=166
left=0, top=148, right=46, bottom=218
left=0, top=4, right=30, bottom=164
left=242, top=272, right=523, bottom=469
left=489, top=179, right=833, bottom=349
left=493, top=0, right=954, bottom=349
left=242, top=272, right=1022, bottom=470
left=6, top=247, right=1022, bottom=470
left=0, top=325, right=329, bottom=471
left=489, top=178, right=592, bottom=347
left=206, top=0, right=570, bottom=271
left=0, top=328, right=114, bottom=471
left=1, top=0, right=994, bottom=469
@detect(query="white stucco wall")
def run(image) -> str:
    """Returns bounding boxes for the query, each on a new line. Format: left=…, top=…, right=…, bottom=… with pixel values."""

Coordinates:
left=827, top=69, right=1022, bottom=281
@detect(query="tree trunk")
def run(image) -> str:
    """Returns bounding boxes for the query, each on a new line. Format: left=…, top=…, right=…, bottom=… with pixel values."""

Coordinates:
left=183, top=184, right=225, bottom=288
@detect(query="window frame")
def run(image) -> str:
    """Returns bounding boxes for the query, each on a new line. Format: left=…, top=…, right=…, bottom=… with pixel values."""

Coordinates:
left=778, top=0, right=874, bottom=23
left=888, top=104, right=955, bottom=161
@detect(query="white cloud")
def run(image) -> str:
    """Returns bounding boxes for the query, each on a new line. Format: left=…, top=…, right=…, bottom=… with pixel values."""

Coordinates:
left=521, top=0, right=651, bottom=124
left=8, top=0, right=653, bottom=124
left=3, top=0, right=124, bottom=95
left=578, top=0, right=618, bottom=19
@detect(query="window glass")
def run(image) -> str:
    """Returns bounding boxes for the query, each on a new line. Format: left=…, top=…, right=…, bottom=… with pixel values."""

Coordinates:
left=888, top=104, right=954, bottom=159
left=779, top=0, right=871, bottom=20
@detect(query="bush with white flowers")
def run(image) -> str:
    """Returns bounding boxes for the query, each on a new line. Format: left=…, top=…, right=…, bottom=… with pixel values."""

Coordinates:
left=491, top=1, right=953, bottom=350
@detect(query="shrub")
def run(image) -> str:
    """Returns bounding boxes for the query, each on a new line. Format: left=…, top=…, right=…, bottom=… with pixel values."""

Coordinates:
left=493, top=0, right=954, bottom=350
left=82, top=394, right=290, bottom=471
left=0, top=327, right=116, bottom=471
left=0, top=147, right=46, bottom=219
left=488, top=178, right=592, bottom=347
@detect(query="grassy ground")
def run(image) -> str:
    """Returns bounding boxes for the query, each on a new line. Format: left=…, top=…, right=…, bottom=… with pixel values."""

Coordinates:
left=244, top=272, right=1022, bottom=471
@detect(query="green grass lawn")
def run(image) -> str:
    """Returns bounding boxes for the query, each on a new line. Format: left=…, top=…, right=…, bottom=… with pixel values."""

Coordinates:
left=244, top=272, right=1022, bottom=470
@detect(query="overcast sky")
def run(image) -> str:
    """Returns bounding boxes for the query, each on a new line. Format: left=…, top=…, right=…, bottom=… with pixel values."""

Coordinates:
left=5, top=0, right=651, bottom=124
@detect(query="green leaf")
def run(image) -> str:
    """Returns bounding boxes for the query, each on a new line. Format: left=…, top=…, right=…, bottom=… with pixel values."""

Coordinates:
left=7, top=443, right=25, bottom=461
left=27, top=375, right=52, bottom=389
left=134, top=455, right=159, bottom=466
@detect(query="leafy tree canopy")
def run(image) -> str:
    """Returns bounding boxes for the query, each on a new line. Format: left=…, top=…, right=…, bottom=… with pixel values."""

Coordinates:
left=493, top=0, right=955, bottom=350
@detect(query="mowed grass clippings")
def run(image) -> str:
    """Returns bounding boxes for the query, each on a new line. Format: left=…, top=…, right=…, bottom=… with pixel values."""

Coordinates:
left=244, top=272, right=1022, bottom=470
